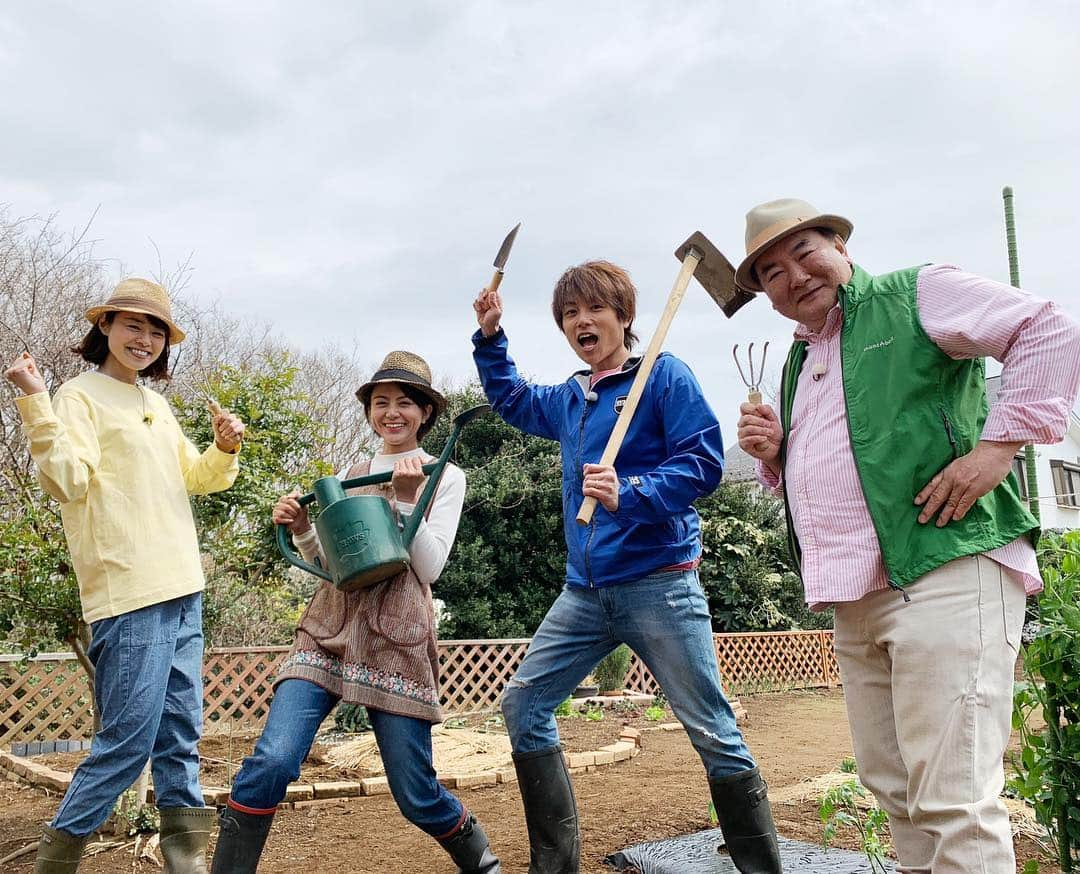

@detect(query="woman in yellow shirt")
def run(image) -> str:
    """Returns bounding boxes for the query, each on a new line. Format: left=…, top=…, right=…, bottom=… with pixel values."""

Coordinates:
left=5, top=279, right=245, bottom=874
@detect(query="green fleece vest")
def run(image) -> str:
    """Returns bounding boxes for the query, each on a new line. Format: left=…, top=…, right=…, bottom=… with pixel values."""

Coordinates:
left=778, top=263, right=1038, bottom=588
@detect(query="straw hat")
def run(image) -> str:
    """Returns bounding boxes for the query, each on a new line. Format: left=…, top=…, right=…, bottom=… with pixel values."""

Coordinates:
left=735, top=198, right=854, bottom=292
left=356, top=351, right=447, bottom=414
left=85, top=278, right=186, bottom=343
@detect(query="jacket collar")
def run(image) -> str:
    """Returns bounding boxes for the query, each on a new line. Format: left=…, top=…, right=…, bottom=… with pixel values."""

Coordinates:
left=571, top=355, right=644, bottom=396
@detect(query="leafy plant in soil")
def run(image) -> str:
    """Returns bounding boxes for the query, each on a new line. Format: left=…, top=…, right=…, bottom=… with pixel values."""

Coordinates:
left=818, top=762, right=891, bottom=873
left=1010, top=531, right=1080, bottom=871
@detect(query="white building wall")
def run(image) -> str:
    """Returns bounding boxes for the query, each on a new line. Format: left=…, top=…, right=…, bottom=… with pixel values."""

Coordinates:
left=1023, top=427, right=1080, bottom=531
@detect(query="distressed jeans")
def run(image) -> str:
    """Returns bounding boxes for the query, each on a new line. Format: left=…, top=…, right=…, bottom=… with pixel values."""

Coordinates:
left=229, top=678, right=466, bottom=837
left=53, top=593, right=206, bottom=836
left=502, top=569, right=756, bottom=778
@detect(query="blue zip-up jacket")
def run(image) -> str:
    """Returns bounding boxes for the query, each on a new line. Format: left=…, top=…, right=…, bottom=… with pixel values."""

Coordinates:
left=472, top=328, right=724, bottom=588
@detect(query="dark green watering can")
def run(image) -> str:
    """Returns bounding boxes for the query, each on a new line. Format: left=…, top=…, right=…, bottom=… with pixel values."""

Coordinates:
left=277, top=404, right=490, bottom=592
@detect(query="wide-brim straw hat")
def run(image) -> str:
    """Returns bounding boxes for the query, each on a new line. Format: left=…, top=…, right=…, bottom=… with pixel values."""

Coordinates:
left=85, top=278, right=186, bottom=343
left=735, top=198, right=854, bottom=292
left=356, top=351, right=447, bottom=414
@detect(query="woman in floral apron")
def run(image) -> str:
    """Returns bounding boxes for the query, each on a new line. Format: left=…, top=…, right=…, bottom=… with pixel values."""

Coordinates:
left=211, top=351, right=499, bottom=874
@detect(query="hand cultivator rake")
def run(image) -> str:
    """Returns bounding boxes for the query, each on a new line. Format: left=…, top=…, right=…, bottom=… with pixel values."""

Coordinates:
left=732, top=341, right=769, bottom=404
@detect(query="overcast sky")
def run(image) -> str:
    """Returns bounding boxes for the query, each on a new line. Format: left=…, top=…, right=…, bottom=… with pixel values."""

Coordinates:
left=3, top=1, right=1079, bottom=440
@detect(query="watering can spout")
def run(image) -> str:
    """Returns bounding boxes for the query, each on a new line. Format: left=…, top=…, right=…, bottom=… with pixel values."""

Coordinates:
left=399, top=403, right=491, bottom=548
left=277, top=404, right=491, bottom=591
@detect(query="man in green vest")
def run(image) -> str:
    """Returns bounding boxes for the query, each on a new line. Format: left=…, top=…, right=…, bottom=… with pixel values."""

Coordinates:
left=735, top=198, right=1080, bottom=873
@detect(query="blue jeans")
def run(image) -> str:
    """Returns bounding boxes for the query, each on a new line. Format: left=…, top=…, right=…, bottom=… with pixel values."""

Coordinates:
left=230, top=678, right=465, bottom=838
left=502, top=569, right=756, bottom=779
left=53, top=593, right=205, bottom=836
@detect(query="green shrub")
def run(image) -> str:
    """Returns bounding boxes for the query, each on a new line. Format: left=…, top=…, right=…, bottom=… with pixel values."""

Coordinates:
left=334, top=702, right=372, bottom=734
left=593, top=644, right=631, bottom=693
left=1010, top=531, right=1080, bottom=870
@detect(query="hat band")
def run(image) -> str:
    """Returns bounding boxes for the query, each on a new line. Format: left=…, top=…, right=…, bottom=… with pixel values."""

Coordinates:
left=746, top=217, right=816, bottom=256
left=95, top=296, right=174, bottom=320
left=370, top=367, right=433, bottom=388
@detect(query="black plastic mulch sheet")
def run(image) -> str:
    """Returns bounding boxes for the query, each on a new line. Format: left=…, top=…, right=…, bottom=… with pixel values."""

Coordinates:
left=605, top=829, right=896, bottom=873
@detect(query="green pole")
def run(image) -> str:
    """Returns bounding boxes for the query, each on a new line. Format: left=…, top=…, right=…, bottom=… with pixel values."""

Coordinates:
left=1004, top=186, right=1072, bottom=872
left=1002, top=187, right=1041, bottom=523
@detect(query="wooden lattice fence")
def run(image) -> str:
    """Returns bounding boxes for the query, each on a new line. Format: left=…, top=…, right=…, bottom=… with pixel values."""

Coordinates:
left=624, top=630, right=840, bottom=696
left=0, top=654, right=96, bottom=745
left=1, top=632, right=839, bottom=745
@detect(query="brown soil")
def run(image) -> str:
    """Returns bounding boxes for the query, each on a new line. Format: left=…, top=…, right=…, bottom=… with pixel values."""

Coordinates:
left=0, top=688, right=1060, bottom=873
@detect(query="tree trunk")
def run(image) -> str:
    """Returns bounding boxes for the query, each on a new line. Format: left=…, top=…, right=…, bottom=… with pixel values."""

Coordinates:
left=67, top=621, right=99, bottom=734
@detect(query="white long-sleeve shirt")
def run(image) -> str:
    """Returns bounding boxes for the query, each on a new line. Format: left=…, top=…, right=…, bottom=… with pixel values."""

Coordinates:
left=292, top=447, right=466, bottom=585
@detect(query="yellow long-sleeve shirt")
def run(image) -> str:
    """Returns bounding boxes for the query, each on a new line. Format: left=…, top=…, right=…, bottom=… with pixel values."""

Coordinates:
left=15, top=370, right=239, bottom=623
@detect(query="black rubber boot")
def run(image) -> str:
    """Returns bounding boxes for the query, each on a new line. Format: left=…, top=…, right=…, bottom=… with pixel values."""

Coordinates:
left=159, top=807, right=214, bottom=873
left=438, top=813, right=501, bottom=873
left=512, top=746, right=580, bottom=874
left=34, top=827, right=88, bottom=874
left=709, top=767, right=783, bottom=873
left=209, top=804, right=275, bottom=874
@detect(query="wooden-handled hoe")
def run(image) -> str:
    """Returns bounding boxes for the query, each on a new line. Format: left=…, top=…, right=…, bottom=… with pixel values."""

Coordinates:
left=576, top=231, right=753, bottom=525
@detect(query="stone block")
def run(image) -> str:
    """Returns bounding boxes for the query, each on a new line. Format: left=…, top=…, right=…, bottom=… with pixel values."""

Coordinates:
left=593, top=750, right=615, bottom=766
left=283, top=784, right=314, bottom=802
left=202, top=787, right=230, bottom=805
left=361, top=776, right=391, bottom=796
left=36, top=768, right=71, bottom=792
left=313, top=781, right=363, bottom=799
left=566, top=752, right=594, bottom=769
left=455, top=772, right=498, bottom=790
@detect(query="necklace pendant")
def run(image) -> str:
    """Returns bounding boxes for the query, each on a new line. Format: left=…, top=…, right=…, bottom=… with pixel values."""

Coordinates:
left=143, top=414, right=154, bottom=425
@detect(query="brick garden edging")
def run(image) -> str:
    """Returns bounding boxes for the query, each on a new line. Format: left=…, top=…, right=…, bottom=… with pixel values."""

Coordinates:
left=0, top=750, right=70, bottom=793
left=0, top=727, right=644, bottom=811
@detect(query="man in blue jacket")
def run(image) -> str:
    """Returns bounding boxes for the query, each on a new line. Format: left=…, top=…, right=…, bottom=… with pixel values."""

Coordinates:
left=472, top=261, right=780, bottom=874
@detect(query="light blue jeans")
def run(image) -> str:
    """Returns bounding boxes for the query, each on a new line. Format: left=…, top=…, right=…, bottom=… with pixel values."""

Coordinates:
left=53, top=593, right=205, bottom=836
left=230, top=678, right=466, bottom=838
left=502, top=569, right=756, bottom=779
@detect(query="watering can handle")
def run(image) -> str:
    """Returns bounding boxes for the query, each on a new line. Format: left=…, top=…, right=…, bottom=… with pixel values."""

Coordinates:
left=338, top=462, right=440, bottom=492
left=275, top=523, right=332, bottom=582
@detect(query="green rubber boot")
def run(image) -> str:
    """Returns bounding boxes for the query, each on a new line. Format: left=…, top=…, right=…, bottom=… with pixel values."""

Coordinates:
left=34, top=826, right=88, bottom=874
left=159, top=807, right=215, bottom=874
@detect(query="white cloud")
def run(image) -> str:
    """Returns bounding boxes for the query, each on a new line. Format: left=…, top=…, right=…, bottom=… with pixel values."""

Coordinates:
left=2, top=0, right=1078, bottom=439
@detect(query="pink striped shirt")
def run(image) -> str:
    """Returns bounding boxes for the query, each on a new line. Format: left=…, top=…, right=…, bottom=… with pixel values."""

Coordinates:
left=757, top=264, right=1080, bottom=609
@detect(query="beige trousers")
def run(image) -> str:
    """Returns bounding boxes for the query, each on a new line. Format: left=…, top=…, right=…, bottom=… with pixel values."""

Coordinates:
left=833, top=555, right=1026, bottom=874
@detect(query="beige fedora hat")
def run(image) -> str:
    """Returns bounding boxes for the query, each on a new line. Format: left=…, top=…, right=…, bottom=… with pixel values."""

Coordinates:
left=735, top=198, right=853, bottom=292
left=356, top=350, right=447, bottom=414
left=85, top=278, right=186, bottom=343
